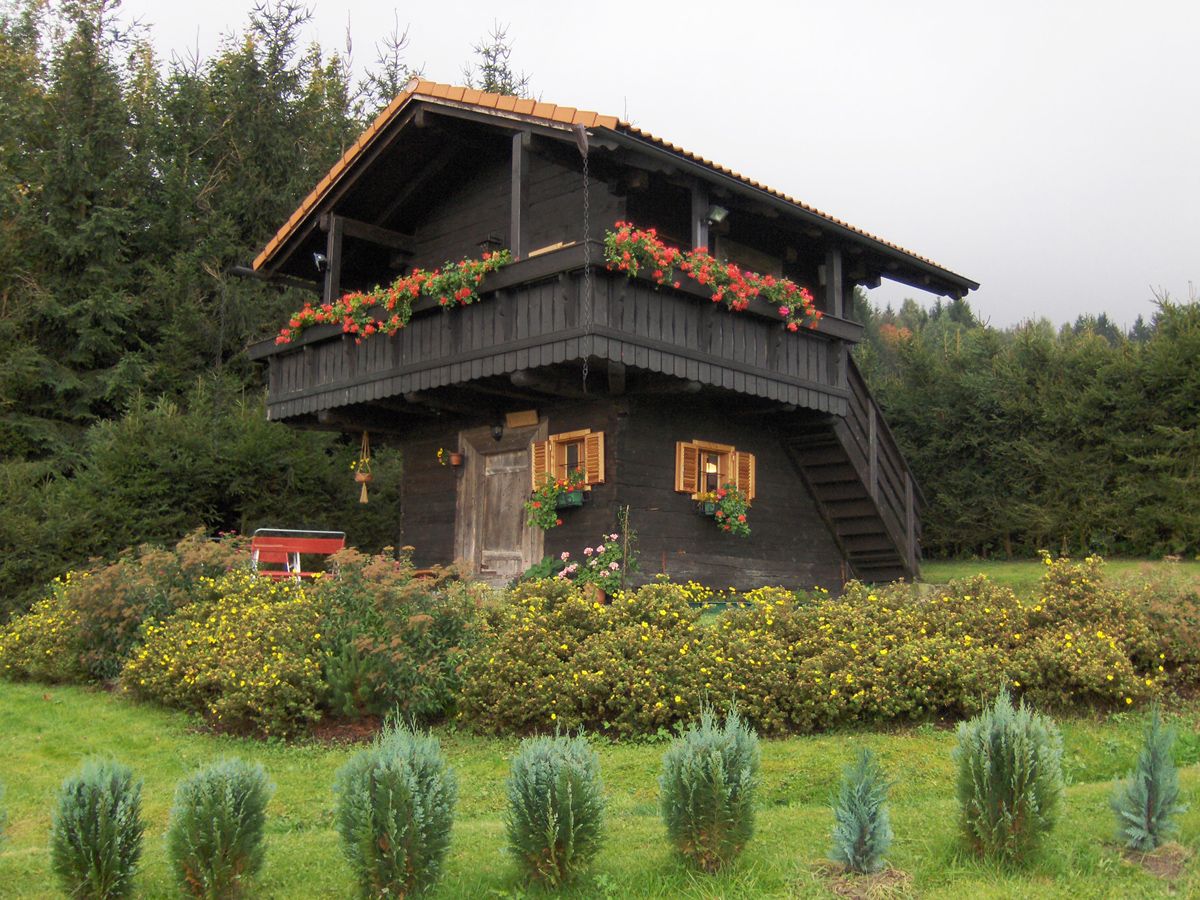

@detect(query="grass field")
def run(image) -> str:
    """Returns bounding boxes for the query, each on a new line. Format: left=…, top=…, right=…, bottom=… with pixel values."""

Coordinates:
left=921, top=558, right=1200, bottom=596
left=2, top=683, right=1199, bottom=897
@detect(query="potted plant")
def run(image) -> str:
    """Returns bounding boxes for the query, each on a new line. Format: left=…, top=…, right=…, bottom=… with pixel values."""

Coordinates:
left=698, top=484, right=751, bottom=537
left=525, top=469, right=586, bottom=530
left=437, top=448, right=464, bottom=467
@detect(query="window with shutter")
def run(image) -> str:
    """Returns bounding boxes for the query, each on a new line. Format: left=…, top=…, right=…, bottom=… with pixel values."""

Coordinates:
left=675, top=440, right=754, bottom=502
left=532, top=428, right=605, bottom=488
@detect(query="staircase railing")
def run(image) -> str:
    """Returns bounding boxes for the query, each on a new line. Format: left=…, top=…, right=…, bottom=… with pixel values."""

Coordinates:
left=835, top=356, right=924, bottom=577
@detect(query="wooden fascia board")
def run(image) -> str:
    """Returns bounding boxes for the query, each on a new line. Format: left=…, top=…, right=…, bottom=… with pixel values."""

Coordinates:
left=604, top=130, right=979, bottom=297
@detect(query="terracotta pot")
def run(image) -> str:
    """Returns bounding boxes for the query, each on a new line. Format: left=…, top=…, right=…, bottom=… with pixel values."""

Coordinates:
left=449, top=452, right=463, bottom=466
left=582, top=582, right=607, bottom=605
left=354, top=471, right=374, bottom=484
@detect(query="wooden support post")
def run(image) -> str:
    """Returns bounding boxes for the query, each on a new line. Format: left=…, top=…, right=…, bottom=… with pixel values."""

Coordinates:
left=824, top=247, right=843, bottom=318
left=323, top=214, right=343, bottom=304
left=904, top=470, right=916, bottom=574
left=691, top=184, right=709, bottom=252
left=607, top=360, right=626, bottom=396
left=510, top=131, right=530, bottom=258
left=868, top=403, right=879, bottom=504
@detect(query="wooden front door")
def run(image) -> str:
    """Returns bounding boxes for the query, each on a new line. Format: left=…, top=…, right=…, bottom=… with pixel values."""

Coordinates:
left=456, top=423, right=545, bottom=585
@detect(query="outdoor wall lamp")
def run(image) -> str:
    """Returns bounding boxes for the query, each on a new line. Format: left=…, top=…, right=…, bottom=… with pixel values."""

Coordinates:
left=705, top=204, right=729, bottom=225
left=491, top=423, right=504, bottom=442
left=313, top=251, right=328, bottom=272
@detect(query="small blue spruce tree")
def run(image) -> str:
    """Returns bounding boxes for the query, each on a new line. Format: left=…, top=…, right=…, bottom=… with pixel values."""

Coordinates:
left=1111, top=703, right=1188, bottom=851
left=830, top=748, right=893, bottom=874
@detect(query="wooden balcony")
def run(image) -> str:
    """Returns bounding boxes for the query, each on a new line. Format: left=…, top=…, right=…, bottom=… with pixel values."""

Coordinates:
left=248, top=241, right=864, bottom=422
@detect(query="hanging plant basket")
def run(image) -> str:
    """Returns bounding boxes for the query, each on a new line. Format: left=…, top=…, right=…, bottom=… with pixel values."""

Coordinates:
left=354, top=471, right=374, bottom=484
left=556, top=490, right=585, bottom=509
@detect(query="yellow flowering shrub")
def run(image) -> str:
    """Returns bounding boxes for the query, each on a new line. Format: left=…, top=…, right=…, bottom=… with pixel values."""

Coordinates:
left=0, top=530, right=246, bottom=683
left=0, top=589, right=84, bottom=682
left=121, top=569, right=323, bottom=736
left=463, top=558, right=1174, bottom=738
left=460, top=580, right=705, bottom=736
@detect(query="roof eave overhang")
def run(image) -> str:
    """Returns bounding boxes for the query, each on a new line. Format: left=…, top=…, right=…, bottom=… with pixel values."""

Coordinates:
left=604, top=130, right=979, bottom=299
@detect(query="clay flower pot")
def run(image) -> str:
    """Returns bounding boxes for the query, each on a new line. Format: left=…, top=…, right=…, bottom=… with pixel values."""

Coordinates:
left=354, top=471, right=374, bottom=484
left=449, top=451, right=463, bottom=467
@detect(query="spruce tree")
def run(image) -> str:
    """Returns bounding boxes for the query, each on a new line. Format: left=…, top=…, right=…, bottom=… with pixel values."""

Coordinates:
left=1111, top=704, right=1187, bottom=851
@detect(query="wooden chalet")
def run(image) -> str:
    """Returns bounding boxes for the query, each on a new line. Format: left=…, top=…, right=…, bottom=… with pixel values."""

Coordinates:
left=246, top=79, right=978, bottom=589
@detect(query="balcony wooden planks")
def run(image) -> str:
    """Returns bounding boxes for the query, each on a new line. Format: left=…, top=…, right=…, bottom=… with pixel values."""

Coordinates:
left=260, top=254, right=854, bottom=421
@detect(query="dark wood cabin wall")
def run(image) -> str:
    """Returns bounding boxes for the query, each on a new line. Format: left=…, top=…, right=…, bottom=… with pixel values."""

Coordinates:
left=395, top=418, right=466, bottom=568
left=524, top=153, right=624, bottom=253
left=409, top=156, right=510, bottom=270
left=614, top=395, right=845, bottom=591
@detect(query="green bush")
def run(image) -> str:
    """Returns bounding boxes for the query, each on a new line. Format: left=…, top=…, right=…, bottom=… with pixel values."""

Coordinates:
left=0, top=531, right=246, bottom=684
left=830, top=748, right=893, bottom=874
left=50, top=759, right=145, bottom=900
left=1111, top=704, right=1187, bottom=851
left=334, top=720, right=457, bottom=898
left=659, top=706, right=760, bottom=873
left=166, top=758, right=274, bottom=898
left=314, top=548, right=491, bottom=720
left=505, top=733, right=605, bottom=886
left=954, top=690, right=1063, bottom=863
left=121, top=569, right=323, bottom=736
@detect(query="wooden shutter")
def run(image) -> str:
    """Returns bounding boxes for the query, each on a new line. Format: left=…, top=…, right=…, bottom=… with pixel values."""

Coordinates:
left=733, top=451, right=756, bottom=502
left=583, top=431, right=605, bottom=484
left=675, top=441, right=700, bottom=494
left=530, top=440, right=550, bottom=490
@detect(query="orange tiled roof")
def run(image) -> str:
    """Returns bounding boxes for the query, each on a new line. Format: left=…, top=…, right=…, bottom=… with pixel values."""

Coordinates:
left=253, top=79, right=971, bottom=286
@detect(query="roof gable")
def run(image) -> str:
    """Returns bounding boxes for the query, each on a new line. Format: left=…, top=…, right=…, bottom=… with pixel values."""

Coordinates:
left=253, top=79, right=976, bottom=295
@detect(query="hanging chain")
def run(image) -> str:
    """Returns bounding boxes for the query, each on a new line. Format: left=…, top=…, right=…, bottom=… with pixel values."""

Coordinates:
left=581, top=144, right=592, bottom=392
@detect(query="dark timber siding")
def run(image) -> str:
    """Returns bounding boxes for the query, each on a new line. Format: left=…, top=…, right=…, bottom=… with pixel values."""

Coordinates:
left=385, top=399, right=843, bottom=590
left=614, top=396, right=844, bottom=591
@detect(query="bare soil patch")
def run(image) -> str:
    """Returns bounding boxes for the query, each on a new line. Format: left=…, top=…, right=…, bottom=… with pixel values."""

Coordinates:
left=1121, top=841, right=1191, bottom=884
left=812, top=860, right=915, bottom=899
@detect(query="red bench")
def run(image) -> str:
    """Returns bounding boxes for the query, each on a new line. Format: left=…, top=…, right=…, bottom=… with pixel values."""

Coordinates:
left=250, top=528, right=346, bottom=580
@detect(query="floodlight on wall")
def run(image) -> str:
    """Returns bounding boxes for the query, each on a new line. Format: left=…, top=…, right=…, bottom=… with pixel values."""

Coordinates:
left=313, top=251, right=328, bottom=273
left=705, top=205, right=729, bottom=225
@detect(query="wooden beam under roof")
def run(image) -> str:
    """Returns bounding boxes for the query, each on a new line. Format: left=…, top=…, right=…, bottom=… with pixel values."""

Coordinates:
left=321, top=213, right=414, bottom=256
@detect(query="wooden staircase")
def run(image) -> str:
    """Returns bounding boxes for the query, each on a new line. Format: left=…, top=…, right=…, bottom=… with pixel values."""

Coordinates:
left=782, top=360, right=922, bottom=583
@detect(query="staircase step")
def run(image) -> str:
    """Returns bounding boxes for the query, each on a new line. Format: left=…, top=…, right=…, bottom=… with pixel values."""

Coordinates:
left=802, top=463, right=860, bottom=485
left=793, top=445, right=848, bottom=465
left=823, top=498, right=880, bottom=518
left=807, top=482, right=871, bottom=502
left=842, top=534, right=897, bottom=553
left=833, top=518, right=888, bottom=537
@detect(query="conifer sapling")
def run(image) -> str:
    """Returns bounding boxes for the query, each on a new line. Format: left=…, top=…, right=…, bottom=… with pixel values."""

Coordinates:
left=1111, top=703, right=1188, bottom=851
left=830, top=748, right=894, bottom=874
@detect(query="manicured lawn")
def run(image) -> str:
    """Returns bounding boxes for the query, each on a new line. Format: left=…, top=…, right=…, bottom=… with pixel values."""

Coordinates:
left=2, top=683, right=1199, bottom=897
left=921, top=558, right=1200, bottom=597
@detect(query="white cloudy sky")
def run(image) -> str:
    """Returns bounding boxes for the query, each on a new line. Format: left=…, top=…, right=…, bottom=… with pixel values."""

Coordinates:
left=119, top=0, right=1198, bottom=328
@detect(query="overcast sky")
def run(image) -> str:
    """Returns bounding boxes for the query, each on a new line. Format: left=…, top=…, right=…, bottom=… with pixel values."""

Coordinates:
left=120, top=0, right=1198, bottom=329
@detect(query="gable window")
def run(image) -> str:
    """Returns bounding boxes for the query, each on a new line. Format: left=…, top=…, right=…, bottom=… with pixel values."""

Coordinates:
left=675, top=440, right=756, bottom=501
left=531, top=429, right=605, bottom=489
